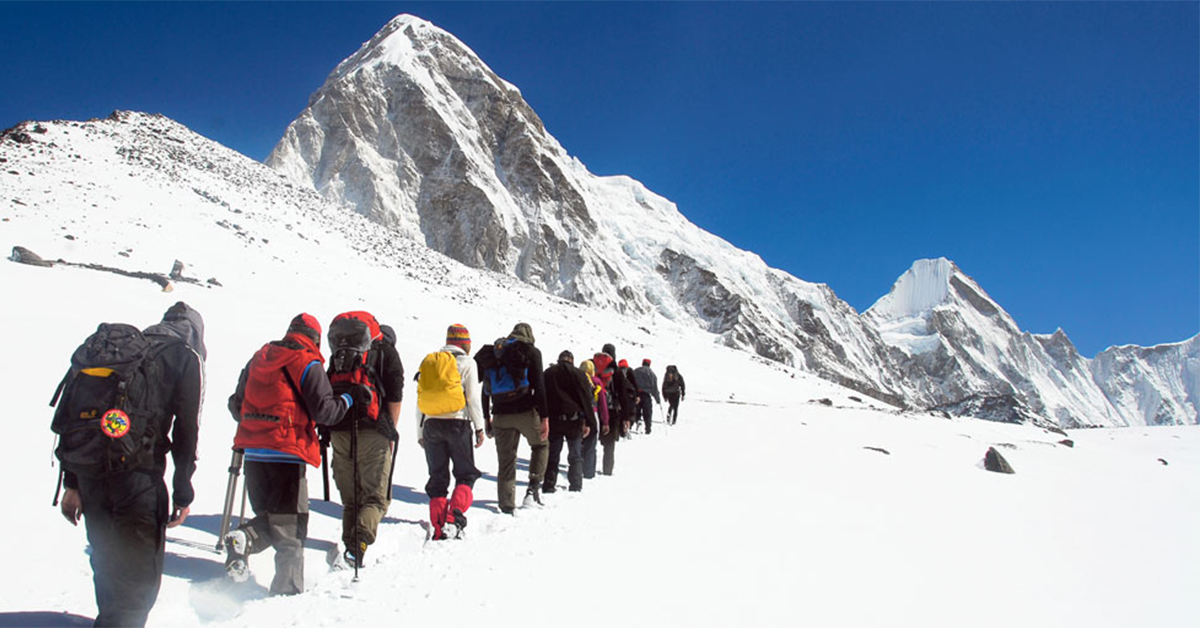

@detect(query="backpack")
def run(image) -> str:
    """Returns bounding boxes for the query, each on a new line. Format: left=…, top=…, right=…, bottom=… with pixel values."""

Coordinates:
left=592, top=353, right=619, bottom=413
left=327, top=312, right=384, bottom=421
left=417, top=351, right=465, bottom=416
left=475, top=337, right=530, bottom=404
left=49, top=323, right=168, bottom=477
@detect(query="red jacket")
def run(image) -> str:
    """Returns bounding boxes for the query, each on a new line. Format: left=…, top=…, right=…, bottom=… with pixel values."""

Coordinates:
left=232, top=333, right=329, bottom=466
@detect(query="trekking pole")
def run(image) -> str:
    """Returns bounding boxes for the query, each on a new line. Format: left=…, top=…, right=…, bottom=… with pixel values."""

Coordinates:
left=216, top=449, right=245, bottom=551
left=320, top=429, right=331, bottom=501
left=238, top=478, right=248, bottom=526
left=351, top=415, right=360, bottom=582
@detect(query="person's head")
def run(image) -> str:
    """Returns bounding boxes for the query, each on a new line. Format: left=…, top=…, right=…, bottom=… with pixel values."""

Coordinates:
left=147, top=301, right=207, bottom=360
left=642, top=358, right=651, bottom=367
left=581, top=359, right=595, bottom=378
left=618, top=359, right=629, bottom=369
left=510, top=322, right=535, bottom=345
left=446, top=323, right=471, bottom=353
left=558, top=349, right=574, bottom=364
left=287, top=313, right=322, bottom=348
left=602, top=343, right=616, bottom=359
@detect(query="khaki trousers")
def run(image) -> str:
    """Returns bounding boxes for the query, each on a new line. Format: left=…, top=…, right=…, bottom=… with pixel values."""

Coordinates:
left=493, top=408, right=548, bottom=510
left=332, top=428, right=393, bottom=551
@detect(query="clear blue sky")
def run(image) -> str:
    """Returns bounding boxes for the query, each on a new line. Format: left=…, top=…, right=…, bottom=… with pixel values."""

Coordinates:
left=2, top=2, right=1196, bottom=356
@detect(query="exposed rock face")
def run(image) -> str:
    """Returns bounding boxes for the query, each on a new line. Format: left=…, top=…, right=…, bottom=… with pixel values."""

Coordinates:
left=265, top=15, right=1196, bottom=427
left=267, top=14, right=907, bottom=404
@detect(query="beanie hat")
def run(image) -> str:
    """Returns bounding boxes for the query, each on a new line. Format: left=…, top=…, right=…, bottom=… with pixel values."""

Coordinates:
left=446, top=324, right=471, bottom=351
left=618, top=359, right=629, bottom=368
left=288, top=313, right=322, bottom=347
left=602, top=343, right=616, bottom=359
left=559, top=349, right=574, bottom=363
left=642, top=358, right=651, bottom=366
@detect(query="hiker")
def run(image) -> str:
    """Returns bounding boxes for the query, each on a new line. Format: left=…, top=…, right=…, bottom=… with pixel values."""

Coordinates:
left=579, top=359, right=609, bottom=480
left=662, top=365, right=686, bottom=425
left=542, top=350, right=596, bottom=493
left=617, top=359, right=640, bottom=436
left=225, top=313, right=358, bottom=595
left=416, top=324, right=484, bottom=540
left=476, top=322, right=549, bottom=512
left=326, top=311, right=405, bottom=567
left=54, top=302, right=206, bottom=627
left=593, top=344, right=632, bottom=475
left=632, top=358, right=662, bottom=434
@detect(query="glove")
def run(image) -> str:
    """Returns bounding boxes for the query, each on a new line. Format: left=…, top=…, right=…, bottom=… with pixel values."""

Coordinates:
left=351, top=384, right=374, bottom=408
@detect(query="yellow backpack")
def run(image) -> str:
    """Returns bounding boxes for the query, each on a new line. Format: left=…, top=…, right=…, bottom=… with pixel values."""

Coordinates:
left=417, top=351, right=466, bottom=415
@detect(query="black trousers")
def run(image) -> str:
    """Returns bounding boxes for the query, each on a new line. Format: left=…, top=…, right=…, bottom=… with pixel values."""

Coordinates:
left=636, top=392, right=655, bottom=433
left=582, top=420, right=599, bottom=479
left=240, top=461, right=309, bottom=596
left=78, top=471, right=169, bottom=628
left=544, top=416, right=584, bottom=491
left=423, top=419, right=482, bottom=498
left=665, top=392, right=681, bottom=424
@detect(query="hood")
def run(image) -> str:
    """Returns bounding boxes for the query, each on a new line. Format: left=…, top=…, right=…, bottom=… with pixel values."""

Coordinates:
left=509, top=322, right=535, bottom=345
left=144, top=301, right=207, bottom=360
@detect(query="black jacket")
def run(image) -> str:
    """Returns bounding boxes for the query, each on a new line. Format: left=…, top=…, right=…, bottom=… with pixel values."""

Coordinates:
left=544, top=360, right=597, bottom=425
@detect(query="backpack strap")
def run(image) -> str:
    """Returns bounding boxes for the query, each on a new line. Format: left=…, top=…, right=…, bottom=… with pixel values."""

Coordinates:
left=49, top=368, right=73, bottom=407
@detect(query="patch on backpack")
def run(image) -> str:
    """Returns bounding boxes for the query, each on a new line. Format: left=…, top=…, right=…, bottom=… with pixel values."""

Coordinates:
left=100, top=409, right=131, bottom=439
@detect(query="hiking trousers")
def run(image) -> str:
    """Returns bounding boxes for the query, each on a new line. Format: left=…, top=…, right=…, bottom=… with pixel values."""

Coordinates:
left=423, top=419, right=482, bottom=498
left=78, top=471, right=168, bottom=627
left=582, top=422, right=599, bottom=478
left=665, top=392, right=680, bottom=424
left=239, top=461, right=309, bottom=596
left=600, top=422, right=621, bottom=475
left=332, top=428, right=393, bottom=552
left=637, top=392, right=655, bottom=433
left=544, top=415, right=585, bottom=491
left=493, top=408, right=548, bottom=511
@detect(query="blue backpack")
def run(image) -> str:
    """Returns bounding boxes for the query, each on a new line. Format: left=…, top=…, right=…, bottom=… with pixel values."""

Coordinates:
left=475, top=338, right=530, bottom=403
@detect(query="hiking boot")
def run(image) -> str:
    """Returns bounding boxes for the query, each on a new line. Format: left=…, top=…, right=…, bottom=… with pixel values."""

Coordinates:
left=542, top=484, right=557, bottom=494
left=225, top=557, right=249, bottom=583
left=343, top=542, right=367, bottom=569
left=522, top=486, right=543, bottom=508
left=499, top=506, right=514, bottom=515
left=225, top=529, right=249, bottom=557
left=444, top=508, right=467, bottom=540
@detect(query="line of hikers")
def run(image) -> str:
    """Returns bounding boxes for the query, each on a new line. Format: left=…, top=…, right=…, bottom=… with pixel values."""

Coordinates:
left=50, top=304, right=686, bottom=626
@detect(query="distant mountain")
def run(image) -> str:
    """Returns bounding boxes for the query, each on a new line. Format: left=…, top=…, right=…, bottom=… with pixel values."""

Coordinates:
left=864, top=258, right=1194, bottom=427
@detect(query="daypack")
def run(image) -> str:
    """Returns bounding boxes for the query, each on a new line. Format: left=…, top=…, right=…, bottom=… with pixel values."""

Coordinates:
left=475, top=337, right=530, bottom=404
left=417, top=351, right=465, bottom=416
left=592, top=352, right=619, bottom=413
left=327, top=312, right=385, bottom=421
left=50, top=323, right=168, bottom=477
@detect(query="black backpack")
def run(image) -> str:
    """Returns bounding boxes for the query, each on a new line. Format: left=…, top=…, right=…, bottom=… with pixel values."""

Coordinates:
left=474, top=338, right=531, bottom=403
left=50, top=323, right=169, bottom=477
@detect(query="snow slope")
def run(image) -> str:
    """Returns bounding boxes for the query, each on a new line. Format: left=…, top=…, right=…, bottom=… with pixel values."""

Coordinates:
left=1, top=112, right=1198, bottom=628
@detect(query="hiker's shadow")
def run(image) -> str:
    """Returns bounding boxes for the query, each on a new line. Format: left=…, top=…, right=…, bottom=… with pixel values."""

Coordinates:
left=0, top=612, right=93, bottom=627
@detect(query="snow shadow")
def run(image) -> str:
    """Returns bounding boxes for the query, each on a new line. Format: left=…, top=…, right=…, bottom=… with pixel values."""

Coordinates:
left=164, top=551, right=226, bottom=582
left=0, top=612, right=92, bottom=627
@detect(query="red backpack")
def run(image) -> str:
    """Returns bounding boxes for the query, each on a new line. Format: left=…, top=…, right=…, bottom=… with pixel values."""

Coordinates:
left=327, top=312, right=384, bottom=421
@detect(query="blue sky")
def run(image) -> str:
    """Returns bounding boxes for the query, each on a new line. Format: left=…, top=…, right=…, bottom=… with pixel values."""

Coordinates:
left=2, top=2, right=1195, bottom=356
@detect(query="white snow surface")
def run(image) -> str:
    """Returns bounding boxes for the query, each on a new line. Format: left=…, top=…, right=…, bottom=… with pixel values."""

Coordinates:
left=1, top=113, right=1198, bottom=627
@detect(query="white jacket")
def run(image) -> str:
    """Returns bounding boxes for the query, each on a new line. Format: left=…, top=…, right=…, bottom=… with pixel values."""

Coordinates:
left=416, top=344, right=484, bottom=441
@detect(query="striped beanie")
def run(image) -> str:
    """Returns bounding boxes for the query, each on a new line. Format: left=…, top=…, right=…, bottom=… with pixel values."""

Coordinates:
left=446, top=324, right=471, bottom=351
